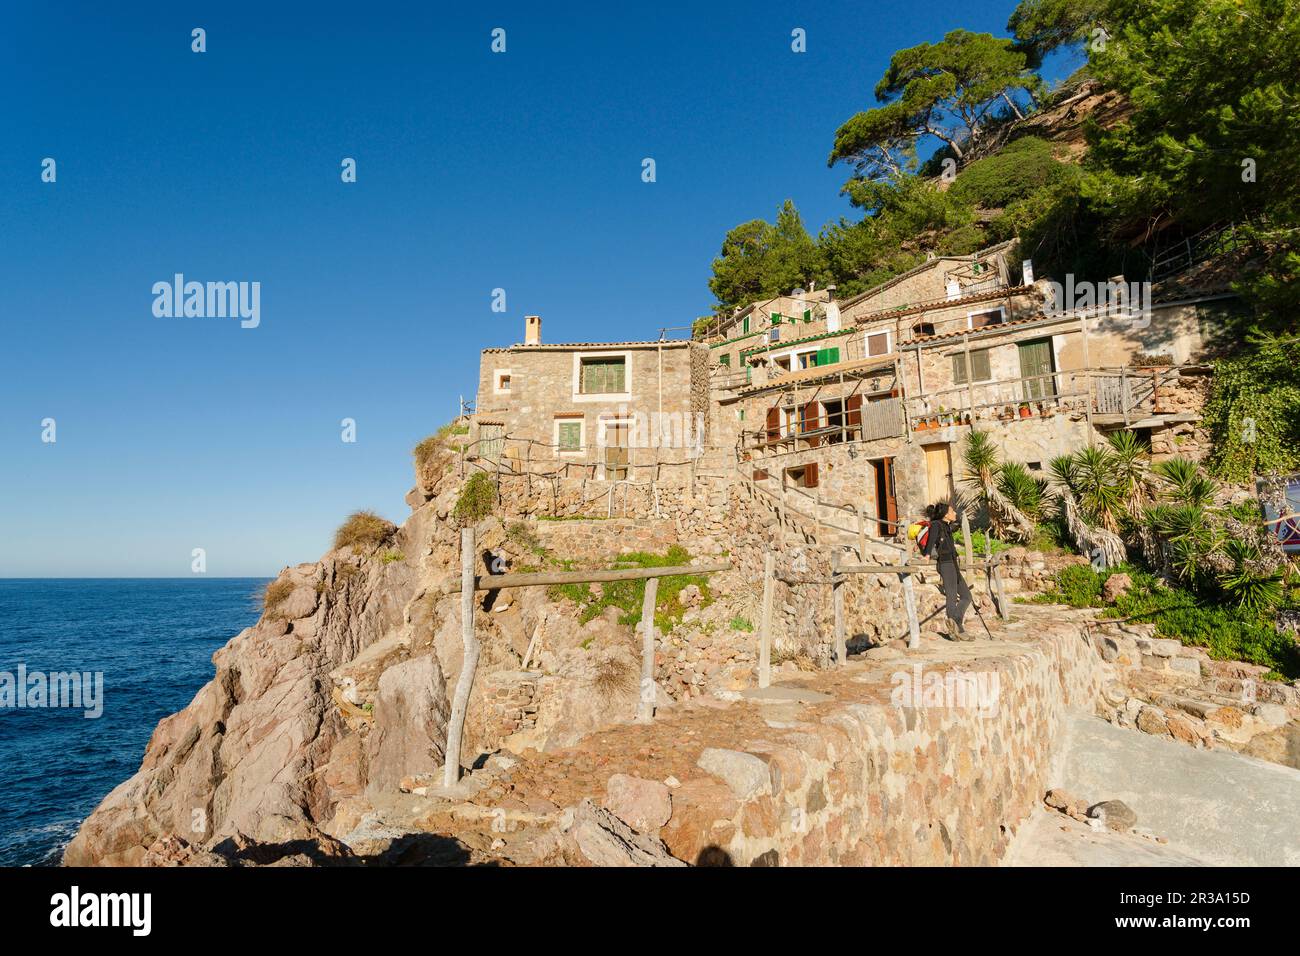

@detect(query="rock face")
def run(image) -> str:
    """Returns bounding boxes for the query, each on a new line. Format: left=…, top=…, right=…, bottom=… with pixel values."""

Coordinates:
left=603, top=774, right=672, bottom=832
left=366, top=654, right=450, bottom=796
left=63, top=551, right=422, bottom=866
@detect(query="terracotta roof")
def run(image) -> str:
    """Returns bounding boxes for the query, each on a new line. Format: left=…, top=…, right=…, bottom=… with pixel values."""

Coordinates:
left=849, top=284, right=1038, bottom=328
left=737, top=355, right=898, bottom=396
left=483, top=340, right=694, bottom=353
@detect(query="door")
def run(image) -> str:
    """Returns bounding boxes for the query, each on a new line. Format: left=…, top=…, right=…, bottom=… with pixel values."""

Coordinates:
left=924, top=443, right=954, bottom=504
left=1018, top=338, right=1057, bottom=401
left=870, top=458, right=899, bottom=537
left=603, top=421, right=629, bottom=480
left=479, top=423, right=504, bottom=462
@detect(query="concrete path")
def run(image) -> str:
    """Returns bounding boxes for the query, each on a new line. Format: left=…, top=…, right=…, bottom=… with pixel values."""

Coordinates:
left=1008, top=711, right=1300, bottom=866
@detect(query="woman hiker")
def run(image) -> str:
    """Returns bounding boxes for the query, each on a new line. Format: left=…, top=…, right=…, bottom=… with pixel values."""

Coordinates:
left=919, top=500, right=974, bottom=642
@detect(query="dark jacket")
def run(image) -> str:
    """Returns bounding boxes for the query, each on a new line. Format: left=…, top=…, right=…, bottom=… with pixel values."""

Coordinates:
left=921, top=518, right=959, bottom=564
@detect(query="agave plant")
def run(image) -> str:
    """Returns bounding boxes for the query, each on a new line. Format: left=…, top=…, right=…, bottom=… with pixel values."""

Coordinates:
left=1153, top=456, right=1217, bottom=510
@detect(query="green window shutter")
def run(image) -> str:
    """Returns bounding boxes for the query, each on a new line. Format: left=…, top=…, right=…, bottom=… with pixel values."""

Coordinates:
left=827, top=347, right=840, bottom=364
left=771, top=312, right=781, bottom=325
left=558, top=422, right=581, bottom=450
left=803, top=310, right=812, bottom=323
left=581, top=358, right=626, bottom=394
left=719, top=354, right=730, bottom=367
left=973, top=349, right=991, bottom=382
left=952, top=353, right=968, bottom=385
left=742, top=317, right=750, bottom=334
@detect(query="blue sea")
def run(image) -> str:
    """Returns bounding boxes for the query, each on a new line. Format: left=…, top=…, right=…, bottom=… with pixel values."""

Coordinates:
left=0, top=579, right=267, bottom=866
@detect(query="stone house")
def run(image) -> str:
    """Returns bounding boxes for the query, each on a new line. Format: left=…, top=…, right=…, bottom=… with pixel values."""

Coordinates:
left=472, top=315, right=711, bottom=483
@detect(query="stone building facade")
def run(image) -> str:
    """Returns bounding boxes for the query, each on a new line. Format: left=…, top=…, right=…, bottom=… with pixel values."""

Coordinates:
left=473, top=315, right=710, bottom=483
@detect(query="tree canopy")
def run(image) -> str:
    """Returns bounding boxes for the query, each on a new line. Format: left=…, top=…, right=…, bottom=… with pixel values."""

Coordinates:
left=707, top=200, right=826, bottom=315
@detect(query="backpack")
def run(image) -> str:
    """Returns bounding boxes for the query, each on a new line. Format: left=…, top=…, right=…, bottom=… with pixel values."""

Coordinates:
left=908, top=520, right=930, bottom=554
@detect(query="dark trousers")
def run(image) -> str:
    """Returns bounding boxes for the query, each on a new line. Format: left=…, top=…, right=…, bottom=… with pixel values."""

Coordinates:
left=938, top=559, right=972, bottom=628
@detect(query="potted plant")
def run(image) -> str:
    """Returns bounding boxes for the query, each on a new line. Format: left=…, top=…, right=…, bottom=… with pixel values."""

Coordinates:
left=1018, top=402, right=1032, bottom=419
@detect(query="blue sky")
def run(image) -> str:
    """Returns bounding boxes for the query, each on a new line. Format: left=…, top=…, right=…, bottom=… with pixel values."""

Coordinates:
left=0, top=1, right=1074, bottom=577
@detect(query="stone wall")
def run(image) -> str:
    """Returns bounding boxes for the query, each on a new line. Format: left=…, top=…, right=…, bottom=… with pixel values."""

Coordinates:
left=660, top=621, right=1110, bottom=865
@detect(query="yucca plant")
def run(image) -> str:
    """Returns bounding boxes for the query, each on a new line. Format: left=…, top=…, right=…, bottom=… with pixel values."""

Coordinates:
left=1071, top=445, right=1125, bottom=532
left=1105, top=431, right=1155, bottom=524
left=997, top=462, right=1046, bottom=523
left=959, top=431, right=1035, bottom=541
left=1046, top=453, right=1127, bottom=567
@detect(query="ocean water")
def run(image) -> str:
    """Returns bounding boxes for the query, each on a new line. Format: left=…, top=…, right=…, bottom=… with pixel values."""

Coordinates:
left=0, top=579, right=267, bottom=866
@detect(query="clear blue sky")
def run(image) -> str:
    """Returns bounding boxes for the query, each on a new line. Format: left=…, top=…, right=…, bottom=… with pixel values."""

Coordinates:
left=0, top=0, right=1072, bottom=577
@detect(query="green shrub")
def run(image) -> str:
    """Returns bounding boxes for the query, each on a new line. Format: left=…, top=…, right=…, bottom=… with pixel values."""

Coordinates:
left=546, top=546, right=711, bottom=633
left=453, top=473, right=496, bottom=525
left=1033, top=564, right=1300, bottom=679
left=949, top=137, right=1073, bottom=209
left=333, top=510, right=397, bottom=552
left=730, top=616, right=754, bottom=632
left=379, top=549, right=404, bottom=564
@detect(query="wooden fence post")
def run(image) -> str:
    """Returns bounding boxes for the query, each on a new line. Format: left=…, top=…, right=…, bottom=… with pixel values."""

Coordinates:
left=444, top=527, right=480, bottom=788
left=857, top=503, right=868, bottom=563
left=831, top=550, right=846, bottom=665
left=961, top=512, right=974, bottom=567
left=901, top=571, right=921, bottom=650
left=636, top=577, right=660, bottom=722
left=759, top=552, right=774, bottom=688
left=992, top=561, right=1011, bottom=622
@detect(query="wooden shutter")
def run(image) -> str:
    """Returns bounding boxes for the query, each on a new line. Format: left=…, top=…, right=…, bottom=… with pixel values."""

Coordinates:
left=765, top=406, right=781, bottom=444
left=802, top=402, right=822, bottom=447
left=845, top=394, right=863, bottom=431
left=719, top=353, right=730, bottom=367
left=881, top=457, right=899, bottom=533
left=804, top=462, right=819, bottom=488
left=952, top=352, right=968, bottom=385
left=558, top=421, right=581, bottom=451
left=1018, top=339, right=1056, bottom=400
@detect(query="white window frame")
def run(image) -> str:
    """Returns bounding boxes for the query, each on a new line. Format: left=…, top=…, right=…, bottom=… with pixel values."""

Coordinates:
left=572, top=350, right=632, bottom=403
left=553, top=417, right=586, bottom=456
left=794, top=348, right=819, bottom=370
left=966, top=306, right=1006, bottom=330
left=863, top=327, right=893, bottom=357
left=493, top=368, right=513, bottom=395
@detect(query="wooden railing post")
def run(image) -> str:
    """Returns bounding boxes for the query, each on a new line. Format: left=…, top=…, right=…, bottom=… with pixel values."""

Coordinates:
left=444, top=526, right=479, bottom=788
left=992, top=560, right=1011, bottom=621
left=857, top=503, right=868, bottom=563
left=759, top=552, right=774, bottom=688
left=961, top=512, right=974, bottom=567
left=900, top=570, right=921, bottom=649
left=831, top=550, right=846, bottom=665
left=636, top=576, right=660, bottom=722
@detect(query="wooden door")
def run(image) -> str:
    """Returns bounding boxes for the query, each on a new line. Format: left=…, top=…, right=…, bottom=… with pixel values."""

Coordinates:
left=604, top=422, right=629, bottom=481
left=479, top=423, right=504, bottom=461
left=923, top=443, right=954, bottom=504
left=765, top=406, right=781, bottom=445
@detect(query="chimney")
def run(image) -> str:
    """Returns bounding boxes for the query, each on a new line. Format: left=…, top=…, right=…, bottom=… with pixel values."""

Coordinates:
left=524, top=314, right=541, bottom=346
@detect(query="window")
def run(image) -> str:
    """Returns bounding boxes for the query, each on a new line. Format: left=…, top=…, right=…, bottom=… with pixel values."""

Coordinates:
left=951, top=349, right=992, bottom=385
left=718, top=353, right=730, bottom=367
left=968, top=307, right=1006, bottom=329
left=913, top=321, right=936, bottom=337
left=796, top=350, right=819, bottom=370
left=742, top=316, right=750, bottom=334
left=803, top=309, right=812, bottom=323
left=494, top=369, right=512, bottom=394
left=553, top=416, right=585, bottom=454
left=865, top=331, right=890, bottom=356
left=769, top=328, right=781, bottom=343
left=579, top=356, right=627, bottom=395
left=771, top=312, right=782, bottom=325
left=774, top=355, right=792, bottom=372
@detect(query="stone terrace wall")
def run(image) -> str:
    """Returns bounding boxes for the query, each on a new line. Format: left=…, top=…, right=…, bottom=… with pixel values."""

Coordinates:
left=662, top=622, right=1110, bottom=865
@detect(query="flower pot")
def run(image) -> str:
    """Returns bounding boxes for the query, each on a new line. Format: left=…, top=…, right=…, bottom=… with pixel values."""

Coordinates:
left=1018, top=405, right=1032, bottom=419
